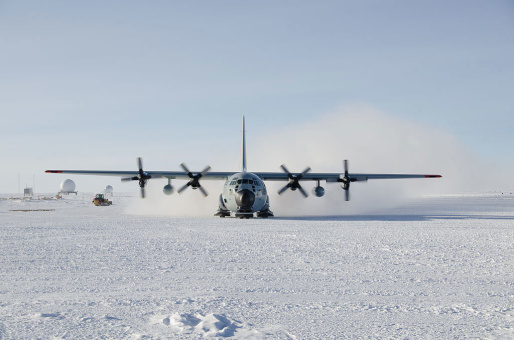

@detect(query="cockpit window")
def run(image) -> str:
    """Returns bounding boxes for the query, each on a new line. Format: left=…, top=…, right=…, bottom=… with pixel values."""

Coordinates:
left=237, top=180, right=242, bottom=184
left=242, top=179, right=248, bottom=184
left=249, top=180, right=253, bottom=184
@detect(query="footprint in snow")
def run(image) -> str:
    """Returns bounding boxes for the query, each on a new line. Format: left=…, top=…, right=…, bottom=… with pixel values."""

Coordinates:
left=150, top=312, right=259, bottom=337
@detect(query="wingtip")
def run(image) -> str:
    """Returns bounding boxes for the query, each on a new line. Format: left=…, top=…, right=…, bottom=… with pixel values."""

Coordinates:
left=425, top=175, right=442, bottom=178
left=45, top=170, right=62, bottom=173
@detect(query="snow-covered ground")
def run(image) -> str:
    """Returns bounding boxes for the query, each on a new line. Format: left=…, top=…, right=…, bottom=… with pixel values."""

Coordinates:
left=1, top=192, right=513, bottom=339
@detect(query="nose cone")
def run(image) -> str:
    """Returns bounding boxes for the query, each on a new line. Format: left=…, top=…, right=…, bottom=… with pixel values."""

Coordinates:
left=235, top=189, right=255, bottom=209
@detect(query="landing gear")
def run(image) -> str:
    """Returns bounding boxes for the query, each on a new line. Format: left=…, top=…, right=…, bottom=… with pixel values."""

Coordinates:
left=215, top=194, right=231, bottom=218
left=235, top=208, right=253, bottom=219
left=256, top=196, right=274, bottom=218
left=214, top=210, right=231, bottom=218
left=256, top=210, right=274, bottom=218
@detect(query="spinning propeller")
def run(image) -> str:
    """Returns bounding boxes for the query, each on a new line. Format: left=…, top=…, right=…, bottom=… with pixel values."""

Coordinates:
left=177, top=163, right=211, bottom=197
left=340, top=159, right=353, bottom=201
left=277, top=165, right=311, bottom=197
left=121, top=157, right=152, bottom=198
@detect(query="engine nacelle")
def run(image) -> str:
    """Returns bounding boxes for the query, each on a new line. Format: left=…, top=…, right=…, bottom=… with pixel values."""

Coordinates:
left=163, top=184, right=174, bottom=195
left=312, top=186, right=325, bottom=197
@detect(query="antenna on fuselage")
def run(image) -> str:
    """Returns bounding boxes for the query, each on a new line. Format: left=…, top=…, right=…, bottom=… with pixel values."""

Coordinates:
left=241, top=115, right=247, bottom=172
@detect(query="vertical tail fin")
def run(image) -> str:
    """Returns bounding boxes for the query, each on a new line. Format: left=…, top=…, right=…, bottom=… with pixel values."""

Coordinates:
left=241, top=115, right=247, bottom=172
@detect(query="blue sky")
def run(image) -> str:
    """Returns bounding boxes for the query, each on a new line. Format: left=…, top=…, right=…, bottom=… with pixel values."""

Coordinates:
left=1, top=1, right=513, bottom=193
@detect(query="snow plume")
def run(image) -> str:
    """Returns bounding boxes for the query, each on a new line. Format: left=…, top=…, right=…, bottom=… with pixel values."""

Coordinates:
left=126, top=180, right=222, bottom=217
left=251, top=104, right=490, bottom=216
left=128, top=104, right=498, bottom=217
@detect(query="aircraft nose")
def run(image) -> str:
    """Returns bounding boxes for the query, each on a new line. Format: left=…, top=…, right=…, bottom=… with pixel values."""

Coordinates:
left=235, top=189, right=255, bottom=209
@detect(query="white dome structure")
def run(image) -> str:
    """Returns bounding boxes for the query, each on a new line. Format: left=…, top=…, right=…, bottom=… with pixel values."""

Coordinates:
left=104, top=185, right=113, bottom=195
left=60, top=179, right=76, bottom=194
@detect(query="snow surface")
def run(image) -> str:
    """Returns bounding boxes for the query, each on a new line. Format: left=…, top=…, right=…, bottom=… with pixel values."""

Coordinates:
left=1, top=193, right=513, bottom=338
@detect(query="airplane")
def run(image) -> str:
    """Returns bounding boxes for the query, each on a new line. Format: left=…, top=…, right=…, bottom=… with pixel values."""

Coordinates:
left=46, top=116, right=442, bottom=218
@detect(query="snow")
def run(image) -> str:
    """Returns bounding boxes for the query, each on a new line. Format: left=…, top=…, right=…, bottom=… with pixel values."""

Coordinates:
left=1, top=193, right=513, bottom=338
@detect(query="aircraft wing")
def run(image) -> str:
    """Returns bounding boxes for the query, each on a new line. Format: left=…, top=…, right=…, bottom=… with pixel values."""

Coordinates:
left=45, top=170, right=233, bottom=180
left=45, top=170, right=441, bottom=182
left=255, top=172, right=441, bottom=182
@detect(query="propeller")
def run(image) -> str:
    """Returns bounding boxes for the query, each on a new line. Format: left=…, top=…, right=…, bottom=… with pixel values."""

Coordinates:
left=340, top=159, right=351, bottom=201
left=277, top=165, right=311, bottom=197
left=177, top=163, right=211, bottom=197
left=121, top=157, right=152, bottom=198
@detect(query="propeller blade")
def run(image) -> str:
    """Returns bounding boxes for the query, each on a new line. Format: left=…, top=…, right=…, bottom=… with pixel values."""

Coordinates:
left=280, top=164, right=295, bottom=180
left=121, top=176, right=138, bottom=182
left=198, top=185, right=208, bottom=197
left=280, top=164, right=291, bottom=175
left=180, top=163, right=192, bottom=176
left=298, top=185, right=309, bottom=198
left=278, top=183, right=291, bottom=195
left=140, top=186, right=145, bottom=198
left=299, top=167, right=311, bottom=178
left=138, top=157, right=143, bottom=172
left=177, top=182, right=190, bottom=194
left=199, top=165, right=211, bottom=177
left=342, top=159, right=350, bottom=201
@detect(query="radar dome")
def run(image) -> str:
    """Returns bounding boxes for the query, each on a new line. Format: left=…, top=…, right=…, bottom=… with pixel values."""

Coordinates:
left=60, top=179, right=76, bottom=193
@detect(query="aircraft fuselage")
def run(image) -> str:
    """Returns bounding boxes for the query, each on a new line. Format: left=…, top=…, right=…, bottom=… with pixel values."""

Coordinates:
left=219, top=172, right=270, bottom=218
